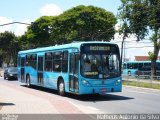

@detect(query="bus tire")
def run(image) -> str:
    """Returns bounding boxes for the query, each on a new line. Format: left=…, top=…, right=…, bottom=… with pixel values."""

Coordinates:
left=58, top=79, right=65, bottom=96
left=26, top=75, right=31, bottom=87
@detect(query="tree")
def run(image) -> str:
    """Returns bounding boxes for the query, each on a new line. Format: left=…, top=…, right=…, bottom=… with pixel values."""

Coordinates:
left=18, top=35, right=30, bottom=50
left=24, top=5, right=117, bottom=46
left=51, top=5, right=117, bottom=43
left=25, top=16, right=57, bottom=47
left=0, top=31, right=19, bottom=66
left=118, top=0, right=160, bottom=77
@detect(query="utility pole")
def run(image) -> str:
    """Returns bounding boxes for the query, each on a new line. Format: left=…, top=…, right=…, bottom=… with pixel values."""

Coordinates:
left=120, top=36, right=125, bottom=74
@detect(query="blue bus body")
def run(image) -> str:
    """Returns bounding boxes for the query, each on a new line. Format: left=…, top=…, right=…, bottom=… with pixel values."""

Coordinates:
left=122, top=61, right=160, bottom=76
left=18, top=41, right=122, bottom=95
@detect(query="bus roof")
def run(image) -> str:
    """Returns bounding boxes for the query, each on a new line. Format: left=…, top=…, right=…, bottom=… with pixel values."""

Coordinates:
left=18, top=41, right=118, bottom=54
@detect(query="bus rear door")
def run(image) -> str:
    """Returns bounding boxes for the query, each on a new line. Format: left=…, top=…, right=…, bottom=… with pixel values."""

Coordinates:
left=38, top=56, right=44, bottom=86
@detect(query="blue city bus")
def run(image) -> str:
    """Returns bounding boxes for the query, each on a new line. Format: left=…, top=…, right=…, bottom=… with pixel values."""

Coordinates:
left=18, top=41, right=122, bottom=95
left=122, top=61, right=160, bottom=76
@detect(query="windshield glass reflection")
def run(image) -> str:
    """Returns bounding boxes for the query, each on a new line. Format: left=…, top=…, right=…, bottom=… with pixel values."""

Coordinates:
left=81, top=54, right=120, bottom=79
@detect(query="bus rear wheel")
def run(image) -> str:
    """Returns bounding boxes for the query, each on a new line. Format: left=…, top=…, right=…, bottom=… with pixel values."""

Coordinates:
left=58, top=80, right=65, bottom=96
left=26, top=75, right=31, bottom=87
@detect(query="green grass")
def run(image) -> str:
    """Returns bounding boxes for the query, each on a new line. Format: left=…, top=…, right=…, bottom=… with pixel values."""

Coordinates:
left=123, top=80, right=160, bottom=90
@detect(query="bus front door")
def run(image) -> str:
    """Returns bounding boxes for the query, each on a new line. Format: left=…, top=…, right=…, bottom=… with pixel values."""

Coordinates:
left=69, top=53, right=79, bottom=93
left=37, top=56, right=44, bottom=86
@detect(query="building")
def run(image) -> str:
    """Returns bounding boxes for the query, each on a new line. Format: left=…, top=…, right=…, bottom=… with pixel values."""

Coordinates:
left=135, top=56, right=160, bottom=61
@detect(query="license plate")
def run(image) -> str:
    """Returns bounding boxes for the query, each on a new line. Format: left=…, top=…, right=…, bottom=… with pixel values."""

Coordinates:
left=100, top=88, right=107, bottom=93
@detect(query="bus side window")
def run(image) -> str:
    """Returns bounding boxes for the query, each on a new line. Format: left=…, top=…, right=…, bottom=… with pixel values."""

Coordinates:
left=45, top=52, right=52, bottom=72
left=128, top=63, right=133, bottom=69
left=53, top=51, right=62, bottom=72
left=62, top=51, right=68, bottom=72
left=123, top=63, right=126, bottom=69
left=138, top=63, right=143, bottom=70
left=134, top=63, right=138, bottom=69
left=26, top=54, right=37, bottom=69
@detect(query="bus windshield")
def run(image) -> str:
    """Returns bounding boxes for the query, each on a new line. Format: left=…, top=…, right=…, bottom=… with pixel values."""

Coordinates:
left=80, top=44, right=120, bottom=79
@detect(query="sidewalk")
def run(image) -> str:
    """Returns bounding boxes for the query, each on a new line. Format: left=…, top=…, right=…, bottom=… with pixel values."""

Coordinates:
left=0, top=80, right=96, bottom=120
left=0, top=80, right=85, bottom=114
left=0, top=84, right=59, bottom=114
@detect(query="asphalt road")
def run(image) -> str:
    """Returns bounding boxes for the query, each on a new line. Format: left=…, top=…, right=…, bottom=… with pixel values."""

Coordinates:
left=66, top=86, right=160, bottom=114
left=1, top=77, right=160, bottom=114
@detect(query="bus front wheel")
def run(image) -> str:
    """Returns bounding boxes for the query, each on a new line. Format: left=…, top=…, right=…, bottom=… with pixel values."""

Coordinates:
left=58, top=80, right=65, bottom=96
left=26, top=75, right=31, bottom=87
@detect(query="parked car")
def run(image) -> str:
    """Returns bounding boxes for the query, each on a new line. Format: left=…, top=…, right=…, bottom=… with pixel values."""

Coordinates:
left=4, top=67, right=18, bottom=80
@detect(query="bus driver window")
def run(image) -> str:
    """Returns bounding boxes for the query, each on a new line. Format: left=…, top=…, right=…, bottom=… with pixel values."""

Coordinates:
left=83, top=54, right=91, bottom=72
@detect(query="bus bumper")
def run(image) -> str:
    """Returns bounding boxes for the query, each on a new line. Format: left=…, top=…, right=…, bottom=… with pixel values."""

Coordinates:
left=79, top=84, right=122, bottom=95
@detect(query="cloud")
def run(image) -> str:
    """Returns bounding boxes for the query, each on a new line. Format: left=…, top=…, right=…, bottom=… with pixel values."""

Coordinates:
left=14, top=19, right=31, bottom=36
left=0, top=16, right=13, bottom=32
left=40, top=4, right=63, bottom=16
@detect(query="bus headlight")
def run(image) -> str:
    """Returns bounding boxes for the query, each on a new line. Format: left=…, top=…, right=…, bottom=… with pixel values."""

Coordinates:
left=82, top=80, right=90, bottom=86
left=115, top=79, right=121, bottom=85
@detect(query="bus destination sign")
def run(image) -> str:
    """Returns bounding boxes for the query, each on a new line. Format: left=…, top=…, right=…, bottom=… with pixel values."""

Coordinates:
left=89, top=46, right=110, bottom=51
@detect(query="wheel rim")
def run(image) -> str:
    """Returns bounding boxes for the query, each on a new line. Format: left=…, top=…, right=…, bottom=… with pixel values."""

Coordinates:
left=59, top=82, right=64, bottom=93
left=27, top=77, right=30, bottom=86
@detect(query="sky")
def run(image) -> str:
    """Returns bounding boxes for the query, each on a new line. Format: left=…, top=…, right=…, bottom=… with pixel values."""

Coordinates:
left=0, top=0, right=156, bottom=61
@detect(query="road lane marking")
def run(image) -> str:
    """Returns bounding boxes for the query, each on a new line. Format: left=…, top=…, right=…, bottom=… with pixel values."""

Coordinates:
left=86, top=106, right=99, bottom=111
left=67, top=100, right=100, bottom=113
